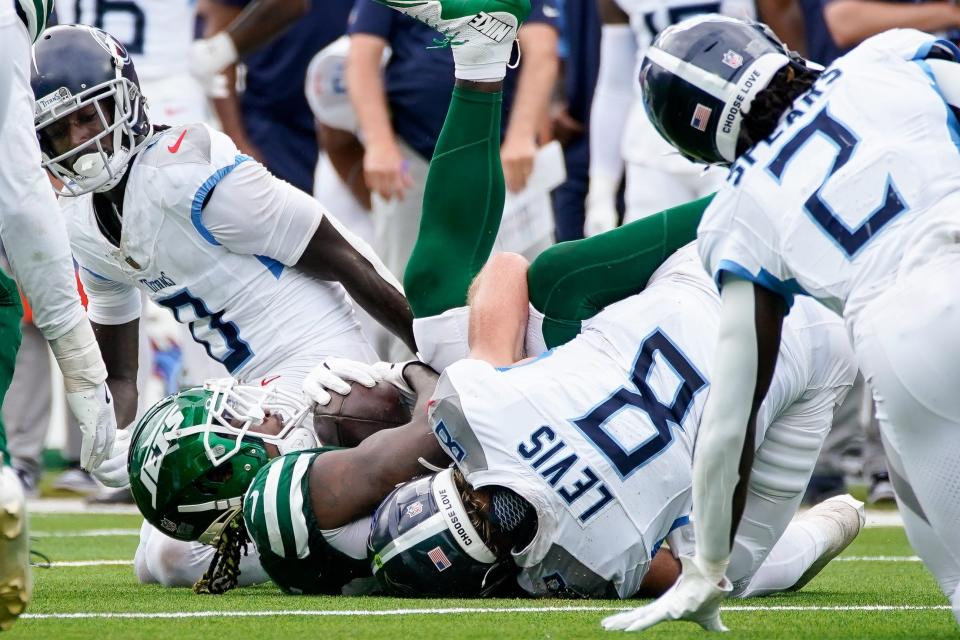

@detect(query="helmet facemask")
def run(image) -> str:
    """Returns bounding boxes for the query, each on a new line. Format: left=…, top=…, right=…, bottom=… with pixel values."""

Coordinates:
left=178, top=378, right=317, bottom=469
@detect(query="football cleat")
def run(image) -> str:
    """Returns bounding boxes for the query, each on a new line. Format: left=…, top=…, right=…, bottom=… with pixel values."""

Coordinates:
left=789, top=493, right=865, bottom=591
left=375, top=0, right=531, bottom=79
left=0, top=466, right=30, bottom=631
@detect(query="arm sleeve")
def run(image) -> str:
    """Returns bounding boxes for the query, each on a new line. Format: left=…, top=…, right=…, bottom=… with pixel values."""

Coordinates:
left=589, top=24, right=637, bottom=183
left=200, top=160, right=323, bottom=266
left=78, top=268, right=141, bottom=326
left=692, top=277, right=760, bottom=580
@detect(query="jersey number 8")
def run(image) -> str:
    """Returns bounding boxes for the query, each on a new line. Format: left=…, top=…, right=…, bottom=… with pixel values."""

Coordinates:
left=572, top=329, right=707, bottom=479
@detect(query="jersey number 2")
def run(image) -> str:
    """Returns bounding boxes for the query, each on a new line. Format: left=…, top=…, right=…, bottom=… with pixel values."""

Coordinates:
left=766, top=108, right=908, bottom=258
left=572, top=330, right=707, bottom=479
left=157, top=290, right=253, bottom=375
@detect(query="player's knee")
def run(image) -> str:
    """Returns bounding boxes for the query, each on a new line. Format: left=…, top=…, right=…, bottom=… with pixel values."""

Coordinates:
left=468, top=252, right=529, bottom=304
left=133, top=543, right=156, bottom=584
left=143, top=536, right=207, bottom=588
left=751, top=424, right=825, bottom=499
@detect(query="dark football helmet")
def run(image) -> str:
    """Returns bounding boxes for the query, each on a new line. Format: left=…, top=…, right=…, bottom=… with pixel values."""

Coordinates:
left=640, top=15, right=815, bottom=165
left=31, top=24, right=152, bottom=195
left=368, top=469, right=518, bottom=597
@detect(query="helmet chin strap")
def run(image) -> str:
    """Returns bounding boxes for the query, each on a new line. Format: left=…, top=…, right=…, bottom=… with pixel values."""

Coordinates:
left=276, top=426, right=320, bottom=455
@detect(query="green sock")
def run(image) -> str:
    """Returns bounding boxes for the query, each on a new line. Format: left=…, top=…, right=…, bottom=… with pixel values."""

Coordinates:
left=528, top=193, right=716, bottom=348
left=403, top=87, right=505, bottom=319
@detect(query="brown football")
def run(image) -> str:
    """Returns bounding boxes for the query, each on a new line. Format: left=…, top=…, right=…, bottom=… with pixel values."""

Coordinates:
left=312, top=381, right=412, bottom=447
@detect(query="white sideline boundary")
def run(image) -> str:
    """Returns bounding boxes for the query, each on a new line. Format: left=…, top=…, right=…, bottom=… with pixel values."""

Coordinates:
left=33, top=529, right=140, bottom=538
left=21, top=605, right=952, bottom=620
left=40, top=556, right=923, bottom=568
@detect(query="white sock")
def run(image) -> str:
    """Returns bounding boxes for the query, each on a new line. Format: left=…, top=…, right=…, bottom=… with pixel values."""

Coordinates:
left=952, top=584, right=960, bottom=625
left=736, top=520, right=827, bottom=597
left=454, top=61, right=507, bottom=82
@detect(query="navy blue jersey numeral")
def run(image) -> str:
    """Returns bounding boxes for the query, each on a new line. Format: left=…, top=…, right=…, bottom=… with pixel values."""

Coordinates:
left=766, top=108, right=908, bottom=258
left=77, top=0, right=146, bottom=54
left=571, top=330, right=707, bottom=479
left=157, top=290, right=253, bottom=374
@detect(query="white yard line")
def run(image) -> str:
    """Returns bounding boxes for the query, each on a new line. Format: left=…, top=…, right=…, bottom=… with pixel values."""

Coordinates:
left=32, top=529, right=140, bottom=538
left=43, top=560, right=134, bottom=567
left=835, top=556, right=920, bottom=562
left=27, top=499, right=140, bottom=515
left=20, top=605, right=952, bottom=620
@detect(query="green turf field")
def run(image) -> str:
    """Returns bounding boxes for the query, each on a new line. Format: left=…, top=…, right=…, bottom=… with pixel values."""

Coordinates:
left=12, top=511, right=956, bottom=639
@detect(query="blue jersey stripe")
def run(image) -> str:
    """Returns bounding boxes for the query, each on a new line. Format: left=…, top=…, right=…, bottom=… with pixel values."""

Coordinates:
left=190, top=154, right=253, bottom=246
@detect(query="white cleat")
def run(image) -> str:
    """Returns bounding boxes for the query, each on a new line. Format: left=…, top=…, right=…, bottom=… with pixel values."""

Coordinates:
left=375, top=0, right=530, bottom=79
left=789, top=493, right=865, bottom=592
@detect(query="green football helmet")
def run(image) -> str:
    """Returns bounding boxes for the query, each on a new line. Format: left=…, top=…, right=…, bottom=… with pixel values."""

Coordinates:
left=128, top=378, right=318, bottom=543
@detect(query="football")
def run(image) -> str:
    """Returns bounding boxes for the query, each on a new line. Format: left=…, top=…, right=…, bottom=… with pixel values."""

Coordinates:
left=312, top=380, right=412, bottom=447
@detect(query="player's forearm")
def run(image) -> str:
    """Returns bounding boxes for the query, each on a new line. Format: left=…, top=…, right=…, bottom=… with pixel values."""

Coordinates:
left=91, top=320, right=139, bottom=427
left=588, top=24, right=636, bottom=184
left=692, top=279, right=761, bottom=581
left=299, top=216, right=416, bottom=352
left=319, top=124, right=372, bottom=210
left=467, top=253, right=530, bottom=366
left=504, top=25, right=559, bottom=146
left=824, top=0, right=960, bottom=48
left=346, top=35, right=397, bottom=149
left=222, top=0, right=309, bottom=57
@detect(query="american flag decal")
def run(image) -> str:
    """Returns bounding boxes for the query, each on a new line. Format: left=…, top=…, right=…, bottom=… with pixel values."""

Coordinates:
left=427, top=546, right=452, bottom=572
left=690, top=104, right=712, bottom=132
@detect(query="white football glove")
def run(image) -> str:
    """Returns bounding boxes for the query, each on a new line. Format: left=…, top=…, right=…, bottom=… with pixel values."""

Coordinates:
left=584, top=175, right=620, bottom=237
left=303, top=358, right=381, bottom=406
left=371, top=360, right=421, bottom=408
left=601, top=556, right=732, bottom=633
left=91, top=428, right=132, bottom=489
left=65, top=382, right=117, bottom=472
left=189, top=32, right=237, bottom=98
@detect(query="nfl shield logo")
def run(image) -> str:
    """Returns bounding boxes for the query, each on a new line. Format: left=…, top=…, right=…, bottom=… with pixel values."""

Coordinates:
left=427, top=546, right=452, bottom=572
left=690, top=104, right=712, bottom=132
left=722, top=49, right=744, bottom=69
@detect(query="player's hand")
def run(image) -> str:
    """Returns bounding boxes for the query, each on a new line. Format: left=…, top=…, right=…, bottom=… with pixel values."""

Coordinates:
left=363, top=138, right=412, bottom=201
left=601, top=556, right=732, bottom=633
left=585, top=175, right=620, bottom=237
left=91, top=428, right=132, bottom=489
left=66, top=382, right=117, bottom=472
left=189, top=32, right=238, bottom=99
left=303, top=358, right=382, bottom=406
left=371, top=361, right=420, bottom=408
left=501, top=134, right=537, bottom=193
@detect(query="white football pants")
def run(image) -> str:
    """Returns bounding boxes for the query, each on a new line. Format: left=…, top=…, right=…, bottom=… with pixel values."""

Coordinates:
left=853, top=253, right=960, bottom=622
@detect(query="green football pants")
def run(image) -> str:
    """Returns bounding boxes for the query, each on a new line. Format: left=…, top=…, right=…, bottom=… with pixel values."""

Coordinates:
left=0, top=269, right=22, bottom=465
left=402, top=83, right=713, bottom=348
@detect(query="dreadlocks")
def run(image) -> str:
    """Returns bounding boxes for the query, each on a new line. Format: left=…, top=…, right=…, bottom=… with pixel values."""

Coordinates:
left=193, top=511, right=250, bottom=595
left=738, top=63, right=822, bottom=156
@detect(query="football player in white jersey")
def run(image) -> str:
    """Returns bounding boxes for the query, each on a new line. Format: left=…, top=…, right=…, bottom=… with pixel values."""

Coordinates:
left=159, top=0, right=861, bottom=601
left=0, top=1, right=118, bottom=629
left=584, top=0, right=746, bottom=235
left=607, top=16, right=960, bottom=632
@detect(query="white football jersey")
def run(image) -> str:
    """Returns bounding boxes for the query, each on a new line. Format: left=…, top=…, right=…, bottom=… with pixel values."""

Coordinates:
left=61, top=124, right=374, bottom=381
left=699, top=29, right=960, bottom=338
left=56, top=0, right=196, bottom=81
left=429, top=245, right=853, bottom=598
